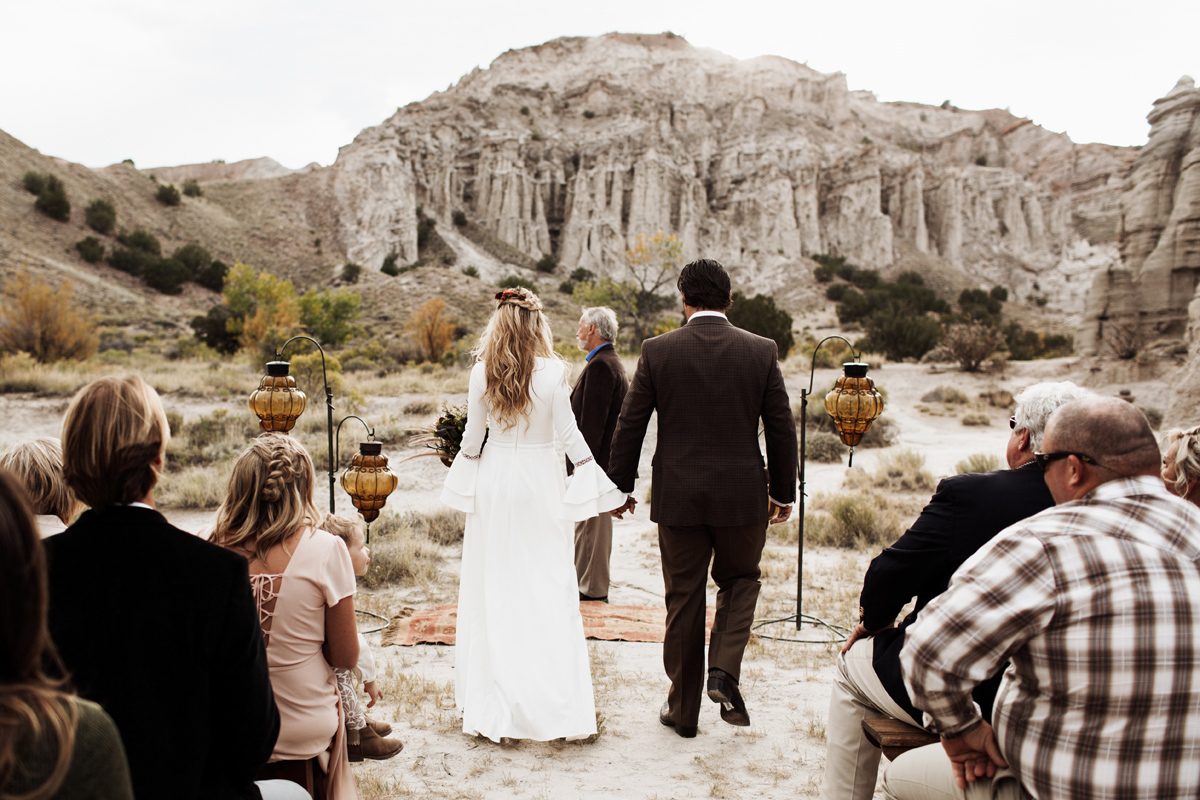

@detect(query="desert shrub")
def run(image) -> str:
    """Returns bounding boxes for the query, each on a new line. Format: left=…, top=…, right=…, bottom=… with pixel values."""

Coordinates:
left=85, top=199, right=116, bottom=234
left=143, top=257, right=191, bottom=294
left=288, top=351, right=344, bottom=400
left=975, top=156, right=988, bottom=167
left=404, top=508, right=465, bottom=546
left=535, top=254, right=557, bottom=273
left=727, top=291, right=795, bottom=358
left=381, top=260, right=401, bottom=277
left=921, top=385, right=968, bottom=404
left=559, top=280, right=575, bottom=294
left=582, top=110, right=596, bottom=119
left=942, top=322, right=1004, bottom=372
left=858, top=306, right=942, bottom=361
left=182, top=178, right=203, bottom=197
left=299, top=287, right=361, bottom=346
left=341, top=263, right=362, bottom=284
left=172, top=243, right=212, bottom=278
left=191, top=305, right=240, bottom=354
left=804, top=491, right=898, bottom=548
left=1004, top=323, right=1074, bottom=360
left=156, top=183, right=181, bottom=206
left=462, top=266, right=480, bottom=278
left=956, top=454, right=1000, bottom=474
left=860, top=415, right=897, bottom=448
left=825, top=283, right=850, bottom=302
left=165, top=409, right=258, bottom=467
left=360, top=512, right=443, bottom=588
left=118, top=229, right=162, bottom=256
left=35, top=175, right=70, bottom=222
left=499, top=274, right=536, bottom=291
left=0, top=275, right=98, bottom=362
left=196, top=260, right=228, bottom=292
left=873, top=449, right=935, bottom=493
left=795, top=335, right=853, bottom=369
left=75, top=237, right=105, bottom=263
left=961, top=413, right=990, bottom=426
left=108, top=247, right=148, bottom=276
left=155, top=461, right=234, bottom=509
left=452, top=210, right=467, bottom=226
left=990, top=287, right=1008, bottom=302
left=407, top=298, right=456, bottom=363
left=805, top=432, right=846, bottom=463
left=956, top=290, right=1003, bottom=325
left=403, top=398, right=437, bottom=416
left=22, top=172, right=45, bottom=195
left=570, top=267, right=595, bottom=283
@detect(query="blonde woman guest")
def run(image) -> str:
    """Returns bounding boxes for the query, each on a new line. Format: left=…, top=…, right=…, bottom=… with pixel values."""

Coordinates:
left=321, top=513, right=403, bottom=761
left=0, top=438, right=83, bottom=537
left=212, top=435, right=360, bottom=800
left=0, top=468, right=133, bottom=800
left=441, top=287, right=625, bottom=742
left=1162, top=425, right=1200, bottom=506
left=47, top=375, right=287, bottom=800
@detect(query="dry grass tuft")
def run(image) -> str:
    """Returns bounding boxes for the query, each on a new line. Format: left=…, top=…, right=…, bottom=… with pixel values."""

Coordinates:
left=956, top=453, right=1001, bottom=474
left=362, top=512, right=446, bottom=590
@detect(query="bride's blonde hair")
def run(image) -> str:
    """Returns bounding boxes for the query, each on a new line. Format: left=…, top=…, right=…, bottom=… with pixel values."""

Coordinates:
left=210, top=433, right=321, bottom=561
left=473, top=288, right=564, bottom=428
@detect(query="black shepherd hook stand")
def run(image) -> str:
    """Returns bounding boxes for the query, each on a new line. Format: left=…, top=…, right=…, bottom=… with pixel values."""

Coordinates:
left=277, top=335, right=336, bottom=514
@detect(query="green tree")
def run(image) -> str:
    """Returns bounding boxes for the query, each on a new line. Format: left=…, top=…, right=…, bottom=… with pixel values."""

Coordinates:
left=727, top=292, right=795, bottom=358
left=191, top=305, right=239, bottom=354
left=222, top=261, right=302, bottom=358
left=299, top=288, right=361, bottom=346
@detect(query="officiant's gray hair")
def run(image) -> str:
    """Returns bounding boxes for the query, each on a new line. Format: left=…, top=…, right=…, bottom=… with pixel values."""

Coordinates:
left=580, top=307, right=618, bottom=343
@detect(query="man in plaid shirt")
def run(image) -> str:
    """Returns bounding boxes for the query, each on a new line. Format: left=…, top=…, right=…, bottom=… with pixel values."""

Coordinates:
left=885, top=396, right=1200, bottom=800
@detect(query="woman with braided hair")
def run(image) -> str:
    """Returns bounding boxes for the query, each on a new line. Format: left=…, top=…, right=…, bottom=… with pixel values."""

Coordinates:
left=212, top=434, right=360, bottom=799
left=442, top=287, right=625, bottom=742
left=1162, top=425, right=1200, bottom=506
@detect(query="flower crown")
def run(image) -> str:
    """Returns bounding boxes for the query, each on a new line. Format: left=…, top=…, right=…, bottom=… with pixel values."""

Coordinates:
left=494, top=287, right=542, bottom=311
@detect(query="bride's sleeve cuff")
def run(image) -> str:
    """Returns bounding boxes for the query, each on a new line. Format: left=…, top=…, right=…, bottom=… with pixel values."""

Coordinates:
left=558, top=459, right=625, bottom=522
left=441, top=452, right=480, bottom=513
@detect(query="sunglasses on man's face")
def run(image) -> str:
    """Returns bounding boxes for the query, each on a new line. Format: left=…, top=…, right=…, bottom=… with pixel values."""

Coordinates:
left=1033, top=451, right=1108, bottom=472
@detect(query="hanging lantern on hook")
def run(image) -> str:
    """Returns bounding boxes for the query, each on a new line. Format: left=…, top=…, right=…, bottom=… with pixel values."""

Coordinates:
left=824, top=362, right=884, bottom=466
left=340, top=441, right=399, bottom=537
left=249, top=361, right=307, bottom=433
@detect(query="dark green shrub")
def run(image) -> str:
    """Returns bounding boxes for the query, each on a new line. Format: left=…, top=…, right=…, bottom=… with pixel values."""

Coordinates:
left=975, top=156, right=988, bottom=166
left=520, top=105, right=530, bottom=116
left=850, top=269, right=880, bottom=290
left=85, top=199, right=116, bottom=234
left=119, top=229, right=161, bottom=256
left=825, top=283, right=850, bottom=301
left=182, top=178, right=203, bottom=197
left=813, top=264, right=836, bottom=282
left=462, top=266, right=480, bottom=278
left=191, top=305, right=239, bottom=354
left=535, top=254, right=557, bottom=273
left=416, top=213, right=436, bottom=246
left=570, top=267, right=594, bottom=283
left=559, top=280, right=575, bottom=294
left=155, top=183, right=181, bottom=206
left=499, top=274, right=536, bottom=291
left=728, top=292, right=795, bottom=358
left=22, top=172, right=45, bottom=195
left=341, top=263, right=362, bottom=283
left=1004, top=323, right=1074, bottom=360
left=858, top=305, right=942, bottom=361
left=453, top=210, right=467, bottom=226
left=958, top=289, right=1002, bottom=324
left=805, top=432, right=846, bottom=463
left=143, top=257, right=190, bottom=294
left=35, top=176, right=70, bottom=222
left=196, top=260, right=228, bottom=291
left=108, top=247, right=149, bottom=276
left=75, top=237, right=105, bottom=263
left=583, top=110, right=596, bottom=119
left=381, top=251, right=399, bottom=273
left=172, top=243, right=212, bottom=277
left=989, top=286, right=1008, bottom=302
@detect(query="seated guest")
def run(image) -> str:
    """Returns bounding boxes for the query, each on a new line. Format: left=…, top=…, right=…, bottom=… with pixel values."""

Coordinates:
left=47, top=375, right=293, bottom=800
left=886, top=397, right=1200, bottom=799
left=1161, top=425, right=1200, bottom=506
left=820, top=381, right=1092, bottom=800
left=0, top=438, right=83, bottom=537
left=211, top=435, right=360, bottom=800
left=0, top=467, right=133, bottom=800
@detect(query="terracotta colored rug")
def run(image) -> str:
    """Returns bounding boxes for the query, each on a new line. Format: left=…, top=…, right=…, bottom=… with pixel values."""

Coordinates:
left=381, top=603, right=716, bottom=647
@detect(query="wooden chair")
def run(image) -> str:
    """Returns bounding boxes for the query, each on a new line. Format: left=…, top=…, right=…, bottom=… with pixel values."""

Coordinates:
left=861, top=717, right=939, bottom=761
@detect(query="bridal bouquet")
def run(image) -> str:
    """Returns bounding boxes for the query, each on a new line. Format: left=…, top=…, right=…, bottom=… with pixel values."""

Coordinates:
left=409, top=403, right=480, bottom=467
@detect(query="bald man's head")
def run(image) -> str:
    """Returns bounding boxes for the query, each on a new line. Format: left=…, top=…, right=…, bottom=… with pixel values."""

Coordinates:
left=1043, top=396, right=1161, bottom=477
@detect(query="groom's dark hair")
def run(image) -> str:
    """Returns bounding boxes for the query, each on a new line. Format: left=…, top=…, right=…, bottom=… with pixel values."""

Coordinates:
left=677, top=259, right=732, bottom=311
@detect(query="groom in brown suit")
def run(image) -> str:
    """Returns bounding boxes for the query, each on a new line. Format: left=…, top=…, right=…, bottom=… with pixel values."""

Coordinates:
left=607, top=258, right=797, bottom=738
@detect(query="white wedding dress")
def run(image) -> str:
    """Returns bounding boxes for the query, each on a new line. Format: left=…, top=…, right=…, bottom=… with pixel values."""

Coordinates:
left=441, top=357, right=624, bottom=741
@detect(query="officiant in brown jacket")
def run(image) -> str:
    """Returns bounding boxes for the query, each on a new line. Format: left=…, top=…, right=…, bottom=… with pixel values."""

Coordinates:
left=607, top=259, right=797, bottom=737
left=569, top=306, right=629, bottom=602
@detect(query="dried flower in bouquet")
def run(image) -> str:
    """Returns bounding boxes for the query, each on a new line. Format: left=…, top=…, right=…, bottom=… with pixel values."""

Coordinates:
left=408, top=402, right=485, bottom=467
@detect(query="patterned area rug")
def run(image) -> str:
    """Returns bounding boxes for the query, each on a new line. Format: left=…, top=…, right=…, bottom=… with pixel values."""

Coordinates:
left=381, top=603, right=716, bottom=647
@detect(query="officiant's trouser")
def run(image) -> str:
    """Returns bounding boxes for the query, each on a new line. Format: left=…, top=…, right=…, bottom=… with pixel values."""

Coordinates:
left=575, top=514, right=613, bottom=598
left=658, top=522, right=765, bottom=727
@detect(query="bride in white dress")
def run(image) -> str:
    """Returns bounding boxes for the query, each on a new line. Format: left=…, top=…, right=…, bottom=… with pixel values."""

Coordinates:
left=440, top=288, right=625, bottom=742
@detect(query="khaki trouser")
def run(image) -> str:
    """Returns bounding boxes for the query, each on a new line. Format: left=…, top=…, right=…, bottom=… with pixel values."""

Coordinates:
left=883, top=743, right=1026, bottom=800
left=574, top=513, right=612, bottom=598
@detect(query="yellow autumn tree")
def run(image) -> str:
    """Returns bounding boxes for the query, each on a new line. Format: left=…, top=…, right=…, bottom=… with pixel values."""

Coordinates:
left=0, top=274, right=98, bottom=362
left=408, top=298, right=456, bottom=363
left=222, top=261, right=302, bottom=359
left=592, top=230, right=684, bottom=342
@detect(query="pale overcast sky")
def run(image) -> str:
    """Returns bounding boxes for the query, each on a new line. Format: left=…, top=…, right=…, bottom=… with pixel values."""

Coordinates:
left=3, top=0, right=1195, bottom=170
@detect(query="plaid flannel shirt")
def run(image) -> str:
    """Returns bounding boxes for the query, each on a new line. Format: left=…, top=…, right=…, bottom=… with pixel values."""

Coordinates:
left=902, top=476, right=1200, bottom=799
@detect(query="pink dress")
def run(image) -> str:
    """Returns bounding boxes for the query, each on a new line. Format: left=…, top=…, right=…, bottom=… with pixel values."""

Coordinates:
left=250, top=528, right=357, bottom=800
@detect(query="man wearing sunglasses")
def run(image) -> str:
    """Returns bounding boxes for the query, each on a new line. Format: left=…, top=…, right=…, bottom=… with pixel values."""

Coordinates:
left=820, top=381, right=1092, bottom=800
left=889, top=396, right=1200, bottom=800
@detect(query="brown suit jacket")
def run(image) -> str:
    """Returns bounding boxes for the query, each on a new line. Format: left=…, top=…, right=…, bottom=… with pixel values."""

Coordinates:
left=607, top=315, right=798, bottom=527
left=569, top=343, right=629, bottom=474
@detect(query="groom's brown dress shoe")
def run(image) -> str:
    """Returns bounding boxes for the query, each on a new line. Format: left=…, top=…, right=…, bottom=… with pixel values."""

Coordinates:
left=707, top=668, right=750, bottom=727
left=659, top=701, right=698, bottom=738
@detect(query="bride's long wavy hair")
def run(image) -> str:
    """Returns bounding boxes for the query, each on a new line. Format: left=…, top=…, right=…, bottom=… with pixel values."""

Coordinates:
left=472, top=288, right=564, bottom=428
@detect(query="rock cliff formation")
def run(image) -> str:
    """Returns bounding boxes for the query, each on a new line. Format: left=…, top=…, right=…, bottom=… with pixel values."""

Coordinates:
left=1080, top=76, right=1200, bottom=357
left=330, top=33, right=1134, bottom=319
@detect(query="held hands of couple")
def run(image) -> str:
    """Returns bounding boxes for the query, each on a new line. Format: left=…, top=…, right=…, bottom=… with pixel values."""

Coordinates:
left=609, top=496, right=637, bottom=519
left=942, top=721, right=1008, bottom=790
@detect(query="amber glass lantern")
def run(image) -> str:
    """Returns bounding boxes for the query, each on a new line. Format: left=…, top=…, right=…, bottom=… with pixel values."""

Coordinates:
left=340, top=442, right=399, bottom=524
left=824, top=362, right=885, bottom=455
left=249, top=361, right=307, bottom=433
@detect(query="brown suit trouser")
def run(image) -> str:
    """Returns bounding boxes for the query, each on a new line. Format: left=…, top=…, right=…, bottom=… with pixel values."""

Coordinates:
left=658, top=521, right=766, bottom=727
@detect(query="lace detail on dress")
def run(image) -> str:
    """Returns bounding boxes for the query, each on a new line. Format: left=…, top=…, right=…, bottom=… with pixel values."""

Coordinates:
left=249, top=573, right=283, bottom=648
left=462, top=452, right=481, bottom=460
left=574, top=456, right=594, bottom=468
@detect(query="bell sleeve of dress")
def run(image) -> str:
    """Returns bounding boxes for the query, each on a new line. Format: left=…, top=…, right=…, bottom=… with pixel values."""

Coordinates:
left=441, top=362, right=487, bottom=513
left=553, top=363, right=626, bottom=521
